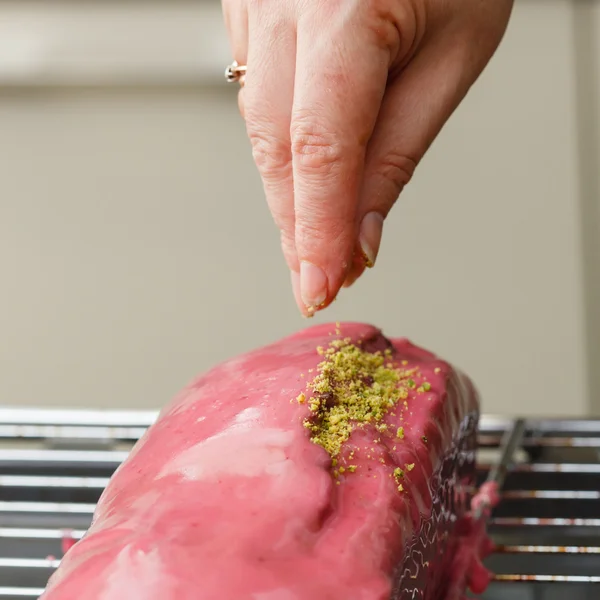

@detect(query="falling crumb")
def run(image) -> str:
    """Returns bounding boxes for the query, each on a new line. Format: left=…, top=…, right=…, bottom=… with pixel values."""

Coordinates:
left=398, top=484, right=404, bottom=492
left=347, top=465, right=357, bottom=473
left=379, top=457, right=386, bottom=464
left=296, top=392, right=306, bottom=404
left=434, top=367, right=441, bottom=374
left=336, top=480, right=341, bottom=485
left=423, top=382, right=431, bottom=391
left=422, top=436, right=428, bottom=444
left=339, top=466, right=345, bottom=474
left=417, top=386, right=424, bottom=393
left=396, top=427, right=405, bottom=439
left=393, top=467, right=405, bottom=480
left=407, top=463, right=415, bottom=471
left=407, top=379, right=415, bottom=388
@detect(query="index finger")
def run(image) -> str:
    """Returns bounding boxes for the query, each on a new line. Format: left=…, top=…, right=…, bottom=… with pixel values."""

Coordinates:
left=290, top=10, right=391, bottom=312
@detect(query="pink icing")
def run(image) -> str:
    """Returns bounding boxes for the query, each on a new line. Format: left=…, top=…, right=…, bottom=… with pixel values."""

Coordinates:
left=442, top=482, right=500, bottom=599
left=41, top=323, right=490, bottom=600
left=61, top=530, right=77, bottom=555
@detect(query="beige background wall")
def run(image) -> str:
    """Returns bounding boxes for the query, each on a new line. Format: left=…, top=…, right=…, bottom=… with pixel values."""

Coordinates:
left=0, top=0, right=597, bottom=417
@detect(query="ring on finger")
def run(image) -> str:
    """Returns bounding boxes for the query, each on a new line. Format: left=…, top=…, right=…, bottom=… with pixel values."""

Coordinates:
left=225, top=61, right=247, bottom=86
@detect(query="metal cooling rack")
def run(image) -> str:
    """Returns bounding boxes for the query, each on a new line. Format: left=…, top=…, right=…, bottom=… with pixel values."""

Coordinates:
left=0, top=408, right=598, bottom=600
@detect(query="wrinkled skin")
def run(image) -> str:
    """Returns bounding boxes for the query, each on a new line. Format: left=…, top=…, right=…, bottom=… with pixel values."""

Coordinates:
left=221, top=0, right=514, bottom=315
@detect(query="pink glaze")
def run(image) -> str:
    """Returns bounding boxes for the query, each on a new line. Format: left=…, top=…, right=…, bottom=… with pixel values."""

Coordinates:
left=442, top=482, right=500, bottom=599
left=41, top=323, right=488, bottom=600
left=61, top=530, right=76, bottom=555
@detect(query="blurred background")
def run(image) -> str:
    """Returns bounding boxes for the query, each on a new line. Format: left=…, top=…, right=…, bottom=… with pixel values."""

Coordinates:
left=0, top=0, right=598, bottom=418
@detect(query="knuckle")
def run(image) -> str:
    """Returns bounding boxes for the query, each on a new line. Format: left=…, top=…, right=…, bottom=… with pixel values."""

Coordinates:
left=290, top=117, right=348, bottom=175
left=372, top=150, right=417, bottom=196
left=246, top=122, right=291, bottom=177
left=362, top=0, right=420, bottom=61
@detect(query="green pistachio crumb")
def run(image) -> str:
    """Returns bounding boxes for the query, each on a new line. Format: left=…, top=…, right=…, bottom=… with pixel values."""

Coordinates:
left=302, top=336, right=415, bottom=460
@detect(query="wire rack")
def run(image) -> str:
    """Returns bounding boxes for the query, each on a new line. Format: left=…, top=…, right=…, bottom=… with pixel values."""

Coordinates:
left=0, top=408, right=598, bottom=600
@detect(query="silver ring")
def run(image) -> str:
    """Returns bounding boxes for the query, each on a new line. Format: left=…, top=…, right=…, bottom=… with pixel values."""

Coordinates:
left=225, top=61, right=247, bottom=85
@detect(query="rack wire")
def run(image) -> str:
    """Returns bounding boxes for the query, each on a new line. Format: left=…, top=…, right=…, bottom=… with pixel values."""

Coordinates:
left=0, top=408, right=598, bottom=599
left=478, top=416, right=600, bottom=600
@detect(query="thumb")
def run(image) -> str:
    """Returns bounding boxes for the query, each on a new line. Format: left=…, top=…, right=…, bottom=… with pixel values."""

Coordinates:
left=357, top=25, right=508, bottom=264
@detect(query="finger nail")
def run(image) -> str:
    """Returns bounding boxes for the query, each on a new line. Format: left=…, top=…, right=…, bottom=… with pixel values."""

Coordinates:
left=300, top=261, right=328, bottom=311
left=291, top=270, right=312, bottom=317
left=359, top=212, right=384, bottom=268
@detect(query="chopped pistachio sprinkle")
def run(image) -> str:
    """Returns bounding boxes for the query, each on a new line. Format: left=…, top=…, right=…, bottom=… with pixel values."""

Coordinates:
left=302, top=337, right=414, bottom=459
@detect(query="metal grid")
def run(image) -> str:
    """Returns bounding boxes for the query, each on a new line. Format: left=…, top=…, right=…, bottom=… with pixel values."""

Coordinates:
left=0, top=409, right=598, bottom=599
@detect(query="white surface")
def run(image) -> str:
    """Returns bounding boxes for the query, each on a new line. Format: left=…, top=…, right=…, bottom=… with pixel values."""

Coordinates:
left=0, top=0, right=595, bottom=416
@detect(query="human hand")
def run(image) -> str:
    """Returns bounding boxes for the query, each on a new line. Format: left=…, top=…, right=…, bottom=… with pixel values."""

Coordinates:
left=222, top=0, right=513, bottom=316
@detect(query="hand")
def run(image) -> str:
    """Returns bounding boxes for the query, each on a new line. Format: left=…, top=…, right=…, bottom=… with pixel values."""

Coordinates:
left=222, top=0, right=513, bottom=316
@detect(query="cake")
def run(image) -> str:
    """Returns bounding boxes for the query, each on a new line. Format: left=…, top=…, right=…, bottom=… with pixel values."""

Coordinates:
left=41, top=323, right=494, bottom=599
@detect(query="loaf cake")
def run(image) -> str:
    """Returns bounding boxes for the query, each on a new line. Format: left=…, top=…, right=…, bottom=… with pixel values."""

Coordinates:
left=41, top=323, right=495, bottom=599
